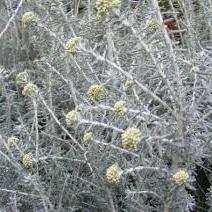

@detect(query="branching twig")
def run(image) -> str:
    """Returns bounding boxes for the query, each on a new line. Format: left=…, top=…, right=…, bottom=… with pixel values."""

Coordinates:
left=0, top=0, right=23, bottom=40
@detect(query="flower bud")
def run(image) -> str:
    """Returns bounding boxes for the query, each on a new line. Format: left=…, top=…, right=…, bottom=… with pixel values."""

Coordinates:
left=106, top=164, right=121, bottom=184
left=173, top=170, right=189, bottom=185
left=121, top=128, right=141, bottom=151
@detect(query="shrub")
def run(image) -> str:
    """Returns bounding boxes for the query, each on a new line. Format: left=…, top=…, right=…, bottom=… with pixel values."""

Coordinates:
left=0, top=0, right=212, bottom=211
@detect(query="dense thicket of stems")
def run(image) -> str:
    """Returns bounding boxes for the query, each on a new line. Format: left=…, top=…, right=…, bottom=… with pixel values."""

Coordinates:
left=0, top=0, right=212, bottom=211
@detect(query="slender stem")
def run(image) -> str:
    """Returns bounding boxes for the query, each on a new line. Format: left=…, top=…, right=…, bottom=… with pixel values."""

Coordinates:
left=121, top=166, right=168, bottom=175
left=33, top=98, right=39, bottom=160
left=80, top=119, right=124, bottom=133
left=0, top=0, right=23, bottom=40
left=94, top=140, right=139, bottom=157
left=0, top=188, right=40, bottom=198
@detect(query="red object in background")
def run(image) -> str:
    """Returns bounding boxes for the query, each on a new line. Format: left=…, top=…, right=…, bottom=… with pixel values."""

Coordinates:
left=163, top=16, right=178, bottom=32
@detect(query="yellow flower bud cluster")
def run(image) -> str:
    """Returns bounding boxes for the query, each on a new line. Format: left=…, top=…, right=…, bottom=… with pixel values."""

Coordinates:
left=173, top=170, right=189, bottom=185
left=106, top=164, right=121, bottom=184
left=150, top=39, right=165, bottom=49
left=51, top=0, right=61, bottom=9
left=22, top=153, right=33, bottom=169
left=65, top=37, right=80, bottom=54
left=87, top=84, right=104, bottom=101
left=22, top=83, right=38, bottom=96
left=65, top=110, right=79, bottom=127
left=22, top=12, right=35, bottom=28
left=190, top=65, right=199, bottom=73
left=7, top=136, right=19, bottom=148
left=83, top=132, right=94, bottom=144
left=145, top=19, right=160, bottom=33
left=124, top=80, right=135, bottom=92
left=96, top=0, right=121, bottom=19
left=113, top=101, right=127, bottom=116
left=121, top=128, right=141, bottom=151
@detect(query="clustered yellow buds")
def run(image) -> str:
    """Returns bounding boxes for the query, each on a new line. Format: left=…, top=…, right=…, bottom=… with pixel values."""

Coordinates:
left=190, top=65, right=199, bottom=73
left=7, top=136, right=19, bottom=148
left=16, top=72, right=29, bottom=84
left=22, top=11, right=35, bottom=28
left=83, top=132, right=94, bottom=144
left=65, top=37, right=80, bottom=54
left=113, top=101, right=127, bottom=116
left=145, top=19, right=160, bottom=33
left=121, top=128, right=141, bottom=151
left=150, top=39, right=165, bottom=49
left=87, top=84, right=104, bottom=101
left=124, top=80, right=135, bottom=91
left=51, top=0, right=61, bottom=9
left=22, top=153, right=33, bottom=169
left=106, top=164, right=121, bottom=184
left=22, top=83, right=38, bottom=96
left=173, top=170, right=189, bottom=185
left=65, top=110, right=79, bottom=127
left=96, top=0, right=121, bottom=19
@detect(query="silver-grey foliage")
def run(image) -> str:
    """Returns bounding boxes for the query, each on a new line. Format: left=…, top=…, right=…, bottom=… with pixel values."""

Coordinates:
left=0, top=0, right=212, bottom=211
